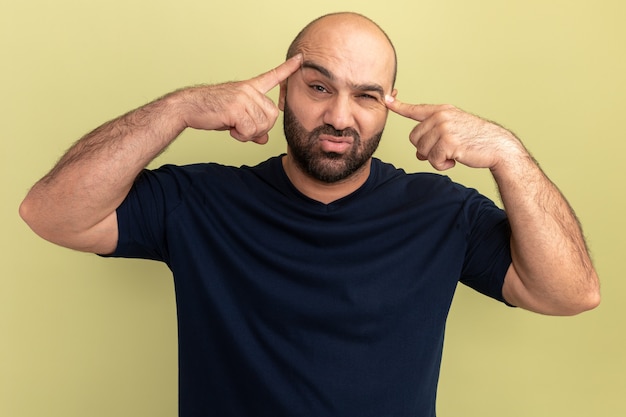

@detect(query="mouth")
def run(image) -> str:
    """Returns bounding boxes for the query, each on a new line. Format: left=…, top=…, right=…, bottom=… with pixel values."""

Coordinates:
left=318, top=134, right=354, bottom=154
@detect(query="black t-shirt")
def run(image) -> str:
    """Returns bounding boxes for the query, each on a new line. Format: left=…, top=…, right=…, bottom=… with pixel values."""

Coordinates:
left=109, top=156, right=512, bottom=417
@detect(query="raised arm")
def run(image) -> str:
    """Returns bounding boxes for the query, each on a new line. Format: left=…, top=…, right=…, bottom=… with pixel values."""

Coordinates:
left=19, top=55, right=303, bottom=254
left=385, top=97, right=600, bottom=316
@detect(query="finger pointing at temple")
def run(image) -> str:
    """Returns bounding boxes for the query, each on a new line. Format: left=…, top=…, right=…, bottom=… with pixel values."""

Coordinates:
left=251, top=53, right=303, bottom=94
left=384, top=96, right=445, bottom=122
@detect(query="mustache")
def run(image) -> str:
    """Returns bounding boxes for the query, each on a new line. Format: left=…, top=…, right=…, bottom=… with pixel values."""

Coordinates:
left=310, top=124, right=360, bottom=141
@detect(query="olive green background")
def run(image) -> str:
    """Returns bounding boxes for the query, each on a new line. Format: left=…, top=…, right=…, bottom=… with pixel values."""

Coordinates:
left=2, top=0, right=624, bottom=416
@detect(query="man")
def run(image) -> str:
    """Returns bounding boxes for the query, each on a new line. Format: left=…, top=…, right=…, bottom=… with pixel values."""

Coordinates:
left=20, top=12, right=599, bottom=417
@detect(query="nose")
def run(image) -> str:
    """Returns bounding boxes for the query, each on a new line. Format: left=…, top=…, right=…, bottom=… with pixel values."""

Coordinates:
left=322, top=94, right=355, bottom=132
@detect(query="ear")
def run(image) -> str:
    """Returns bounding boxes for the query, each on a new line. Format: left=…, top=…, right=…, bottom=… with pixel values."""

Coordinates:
left=278, top=80, right=288, bottom=111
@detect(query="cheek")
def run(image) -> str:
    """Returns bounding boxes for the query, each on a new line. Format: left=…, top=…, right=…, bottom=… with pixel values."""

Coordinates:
left=286, top=90, right=326, bottom=130
left=356, top=109, right=388, bottom=138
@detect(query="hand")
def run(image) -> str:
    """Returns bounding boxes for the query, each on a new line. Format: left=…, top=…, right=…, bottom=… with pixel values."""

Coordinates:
left=385, top=97, right=523, bottom=171
left=179, top=54, right=303, bottom=144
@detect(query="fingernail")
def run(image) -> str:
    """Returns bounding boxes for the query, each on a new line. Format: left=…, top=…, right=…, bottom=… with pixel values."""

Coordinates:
left=385, top=95, right=395, bottom=103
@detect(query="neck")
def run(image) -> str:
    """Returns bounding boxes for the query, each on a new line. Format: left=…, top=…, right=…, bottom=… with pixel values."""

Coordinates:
left=281, top=154, right=372, bottom=204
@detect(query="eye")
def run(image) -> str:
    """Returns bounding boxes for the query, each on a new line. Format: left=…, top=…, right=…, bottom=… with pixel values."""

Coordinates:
left=358, top=93, right=378, bottom=100
left=310, top=84, right=329, bottom=94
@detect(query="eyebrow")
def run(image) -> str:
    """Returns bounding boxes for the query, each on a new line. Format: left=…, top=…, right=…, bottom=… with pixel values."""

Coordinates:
left=301, top=60, right=386, bottom=98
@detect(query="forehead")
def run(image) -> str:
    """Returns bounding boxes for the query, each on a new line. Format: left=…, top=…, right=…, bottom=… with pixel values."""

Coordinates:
left=296, top=18, right=396, bottom=90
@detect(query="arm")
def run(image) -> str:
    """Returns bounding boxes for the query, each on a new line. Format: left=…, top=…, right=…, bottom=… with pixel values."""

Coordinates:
left=492, top=149, right=600, bottom=316
left=385, top=97, right=600, bottom=316
left=19, top=55, right=303, bottom=254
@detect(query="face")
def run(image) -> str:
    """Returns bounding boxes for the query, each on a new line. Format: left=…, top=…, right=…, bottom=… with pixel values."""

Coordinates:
left=279, top=15, right=397, bottom=184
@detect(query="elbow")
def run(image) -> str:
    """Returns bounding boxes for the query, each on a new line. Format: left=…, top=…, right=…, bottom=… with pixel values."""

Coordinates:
left=577, top=269, right=602, bottom=314
left=575, top=285, right=601, bottom=314
left=558, top=277, right=602, bottom=316
left=534, top=292, right=600, bottom=317
left=19, top=193, right=53, bottom=241
left=19, top=195, right=37, bottom=231
left=508, top=268, right=602, bottom=316
left=561, top=294, right=600, bottom=316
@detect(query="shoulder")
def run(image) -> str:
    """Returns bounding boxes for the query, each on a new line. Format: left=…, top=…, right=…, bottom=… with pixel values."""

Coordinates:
left=369, top=158, right=468, bottom=198
left=368, top=159, right=504, bottom=222
left=136, top=156, right=281, bottom=191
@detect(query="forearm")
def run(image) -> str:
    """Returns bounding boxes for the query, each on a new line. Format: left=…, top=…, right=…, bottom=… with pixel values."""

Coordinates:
left=20, top=92, right=186, bottom=248
left=19, top=56, right=307, bottom=250
left=492, top=147, right=600, bottom=315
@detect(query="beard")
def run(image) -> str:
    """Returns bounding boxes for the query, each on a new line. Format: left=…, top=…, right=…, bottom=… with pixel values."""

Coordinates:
left=283, top=100, right=384, bottom=183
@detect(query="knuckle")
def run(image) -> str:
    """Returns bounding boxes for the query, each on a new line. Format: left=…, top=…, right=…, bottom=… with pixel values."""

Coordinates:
left=266, top=105, right=279, bottom=121
left=236, top=118, right=257, bottom=139
left=435, top=105, right=458, bottom=120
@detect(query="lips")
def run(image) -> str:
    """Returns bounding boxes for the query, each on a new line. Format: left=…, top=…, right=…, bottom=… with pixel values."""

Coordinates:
left=318, top=134, right=354, bottom=154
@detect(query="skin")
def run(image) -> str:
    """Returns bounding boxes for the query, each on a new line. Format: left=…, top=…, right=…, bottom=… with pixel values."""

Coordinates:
left=19, top=12, right=599, bottom=315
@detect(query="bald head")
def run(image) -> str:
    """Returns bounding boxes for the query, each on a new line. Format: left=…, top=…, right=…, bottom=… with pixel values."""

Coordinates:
left=286, top=12, right=398, bottom=87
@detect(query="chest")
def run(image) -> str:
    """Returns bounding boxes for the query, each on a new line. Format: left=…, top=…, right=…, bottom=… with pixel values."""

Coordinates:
left=166, top=191, right=469, bottom=335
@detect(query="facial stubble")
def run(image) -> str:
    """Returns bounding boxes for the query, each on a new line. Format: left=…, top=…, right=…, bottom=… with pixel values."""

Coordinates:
left=282, top=100, right=384, bottom=184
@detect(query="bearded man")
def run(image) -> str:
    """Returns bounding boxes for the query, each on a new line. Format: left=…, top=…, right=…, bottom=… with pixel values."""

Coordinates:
left=20, top=12, right=599, bottom=417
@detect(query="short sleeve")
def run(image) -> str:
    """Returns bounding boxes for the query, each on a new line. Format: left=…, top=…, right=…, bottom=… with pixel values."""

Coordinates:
left=459, top=190, right=512, bottom=303
left=105, top=165, right=192, bottom=263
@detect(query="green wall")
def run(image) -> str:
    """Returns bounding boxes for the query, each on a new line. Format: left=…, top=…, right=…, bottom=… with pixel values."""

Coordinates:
left=2, top=0, right=624, bottom=415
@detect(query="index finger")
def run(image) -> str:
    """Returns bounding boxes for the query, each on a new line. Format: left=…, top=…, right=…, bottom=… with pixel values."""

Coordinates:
left=251, top=54, right=303, bottom=94
left=385, top=96, right=441, bottom=122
